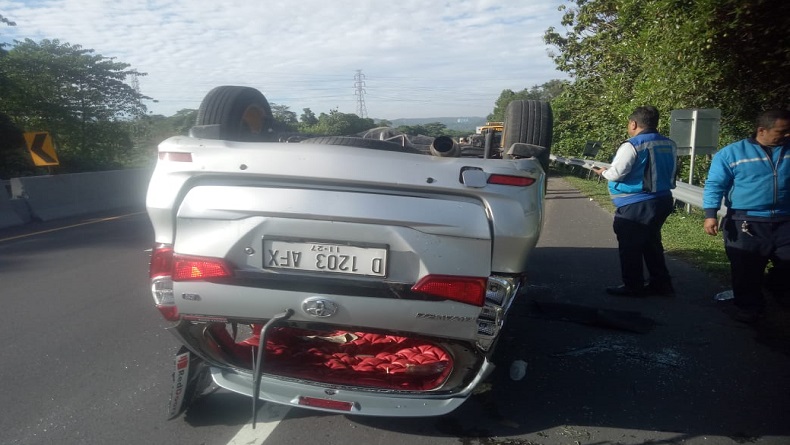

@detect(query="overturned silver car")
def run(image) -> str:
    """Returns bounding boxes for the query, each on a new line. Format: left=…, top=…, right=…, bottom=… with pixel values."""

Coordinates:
left=146, top=86, right=552, bottom=420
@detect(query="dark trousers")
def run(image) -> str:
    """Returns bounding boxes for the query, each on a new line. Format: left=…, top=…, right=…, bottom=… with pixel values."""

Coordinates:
left=722, top=218, right=790, bottom=311
left=613, top=196, right=674, bottom=289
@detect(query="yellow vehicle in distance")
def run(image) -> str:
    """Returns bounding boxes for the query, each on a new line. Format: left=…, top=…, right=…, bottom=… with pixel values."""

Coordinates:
left=475, top=121, right=503, bottom=135
left=467, top=122, right=504, bottom=149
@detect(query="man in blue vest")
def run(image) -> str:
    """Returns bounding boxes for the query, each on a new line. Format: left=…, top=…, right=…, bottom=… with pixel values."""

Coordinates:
left=592, top=106, right=678, bottom=297
left=703, top=109, right=790, bottom=323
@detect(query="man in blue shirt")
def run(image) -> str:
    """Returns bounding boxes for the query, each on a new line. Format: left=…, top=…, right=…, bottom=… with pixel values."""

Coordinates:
left=592, top=106, right=678, bottom=297
left=703, top=109, right=790, bottom=323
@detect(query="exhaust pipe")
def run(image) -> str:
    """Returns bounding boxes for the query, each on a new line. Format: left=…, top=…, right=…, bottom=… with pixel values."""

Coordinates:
left=430, top=136, right=461, bottom=157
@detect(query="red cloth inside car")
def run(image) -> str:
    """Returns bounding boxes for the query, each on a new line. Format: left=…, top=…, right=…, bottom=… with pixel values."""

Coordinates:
left=231, top=325, right=453, bottom=390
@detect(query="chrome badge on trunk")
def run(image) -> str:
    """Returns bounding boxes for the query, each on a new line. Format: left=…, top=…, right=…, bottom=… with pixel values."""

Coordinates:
left=302, top=297, right=339, bottom=318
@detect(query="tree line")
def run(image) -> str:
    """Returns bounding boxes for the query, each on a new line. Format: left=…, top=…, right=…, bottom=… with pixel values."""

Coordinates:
left=0, top=37, right=150, bottom=178
left=537, top=0, right=787, bottom=184
left=3, top=1, right=787, bottom=181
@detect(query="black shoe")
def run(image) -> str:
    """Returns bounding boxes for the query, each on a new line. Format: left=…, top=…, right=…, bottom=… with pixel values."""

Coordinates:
left=606, top=285, right=645, bottom=297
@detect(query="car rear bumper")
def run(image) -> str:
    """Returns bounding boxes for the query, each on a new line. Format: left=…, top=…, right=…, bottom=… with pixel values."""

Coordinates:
left=168, top=318, right=496, bottom=416
left=210, top=358, right=495, bottom=417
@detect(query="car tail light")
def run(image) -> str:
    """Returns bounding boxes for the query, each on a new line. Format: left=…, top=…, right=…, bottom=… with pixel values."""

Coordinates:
left=156, top=305, right=179, bottom=321
left=158, top=152, right=193, bottom=162
left=148, top=244, right=232, bottom=321
left=298, top=396, right=355, bottom=412
left=173, top=256, right=232, bottom=281
left=411, top=275, right=487, bottom=306
left=477, top=276, right=519, bottom=351
left=150, top=244, right=178, bottom=321
left=487, top=174, right=535, bottom=186
left=150, top=245, right=174, bottom=278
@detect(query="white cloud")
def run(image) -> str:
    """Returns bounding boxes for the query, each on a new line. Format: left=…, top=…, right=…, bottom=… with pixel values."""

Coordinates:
left=0, top=0, right=568, bottom=119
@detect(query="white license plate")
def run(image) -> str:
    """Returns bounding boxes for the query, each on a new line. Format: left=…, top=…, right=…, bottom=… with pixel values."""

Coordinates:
left=263, top=239, right=387, bottom=277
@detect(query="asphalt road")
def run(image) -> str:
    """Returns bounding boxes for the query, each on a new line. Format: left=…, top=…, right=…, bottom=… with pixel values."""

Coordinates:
left=1, top=176, right=788, bottom=445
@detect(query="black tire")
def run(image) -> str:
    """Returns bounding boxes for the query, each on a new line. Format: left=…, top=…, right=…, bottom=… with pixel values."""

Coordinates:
left=301, top=136, right=423, bottom=154
left=502, top=100, right=553, bottom=151
left=167, top=346, right=211, bottom=419
left=195, top=86, right=274, bottom=142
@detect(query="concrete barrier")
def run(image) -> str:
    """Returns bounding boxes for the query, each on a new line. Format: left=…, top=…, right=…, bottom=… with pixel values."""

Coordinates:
left=1, top=185, right=27, bottom=228
left=0, top=168, right=152, bottom=229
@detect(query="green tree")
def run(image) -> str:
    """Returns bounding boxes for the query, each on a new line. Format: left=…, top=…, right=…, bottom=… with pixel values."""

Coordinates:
left=300, top=109, right=378, bottom=136
left=488, top=79, right=568, bottom=122
left=396, top=122, right=448, bottom=138
left=162, top=109, right=198, bottom=136
left=270, top=103, right=298, bottom=132
left=0, top=111, right=30, bottom=179
left=543, top=0, right=789, bottom=167
left=0, top=39, right=149, bottom=172
left=125, top=109, right=199, bottom=167
left=0, top=16, right=25, bottom=177
left=300, top=108, right=318, bottom=126
left=706, top=0, right=790, bottom=134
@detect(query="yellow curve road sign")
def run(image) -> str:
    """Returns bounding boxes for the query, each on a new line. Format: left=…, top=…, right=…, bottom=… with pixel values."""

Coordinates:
left=24, top=132, right=60, bottom=167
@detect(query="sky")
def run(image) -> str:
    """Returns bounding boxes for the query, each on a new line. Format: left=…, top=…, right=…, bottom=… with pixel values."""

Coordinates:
left=0, top=0, right=569, bottom=120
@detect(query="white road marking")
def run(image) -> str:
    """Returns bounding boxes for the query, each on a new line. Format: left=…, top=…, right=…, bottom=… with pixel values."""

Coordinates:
left=227, top=403, right=291, bottom=445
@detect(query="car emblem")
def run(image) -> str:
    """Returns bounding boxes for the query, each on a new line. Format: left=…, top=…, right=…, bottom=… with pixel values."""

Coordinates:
left=302, top=297, right=339, bottom=318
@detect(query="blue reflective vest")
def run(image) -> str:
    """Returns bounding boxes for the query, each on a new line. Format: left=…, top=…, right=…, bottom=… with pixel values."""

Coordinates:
left=703, top=138, right=790, bottom=220
left=608, top=132, right=677, bottom=207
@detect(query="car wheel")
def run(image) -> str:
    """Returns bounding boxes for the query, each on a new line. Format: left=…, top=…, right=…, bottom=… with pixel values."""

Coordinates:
left=196, top=86, right=274, bottom=142
left=503, top=100, right=553, bottom=172
left=502, top=100, right=553, bottom=150
left=301, top=136, right=423, bottom=154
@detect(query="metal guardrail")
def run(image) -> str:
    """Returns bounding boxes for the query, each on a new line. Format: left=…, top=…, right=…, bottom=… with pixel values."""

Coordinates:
left=550, top=154, right=605, bottom=170
left=550, top=154, right=726, bottom=216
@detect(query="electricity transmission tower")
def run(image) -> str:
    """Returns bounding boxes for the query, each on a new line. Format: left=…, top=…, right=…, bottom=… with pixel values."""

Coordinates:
left=129, top=73, right=147, bottom=143
left=130, top=73, right=140, bottom=95
left=354, top=70, right=368, bottom=118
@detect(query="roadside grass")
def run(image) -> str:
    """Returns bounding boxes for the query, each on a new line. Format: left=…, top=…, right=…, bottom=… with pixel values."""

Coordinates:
left=557, top=169, right=730, bottom=284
